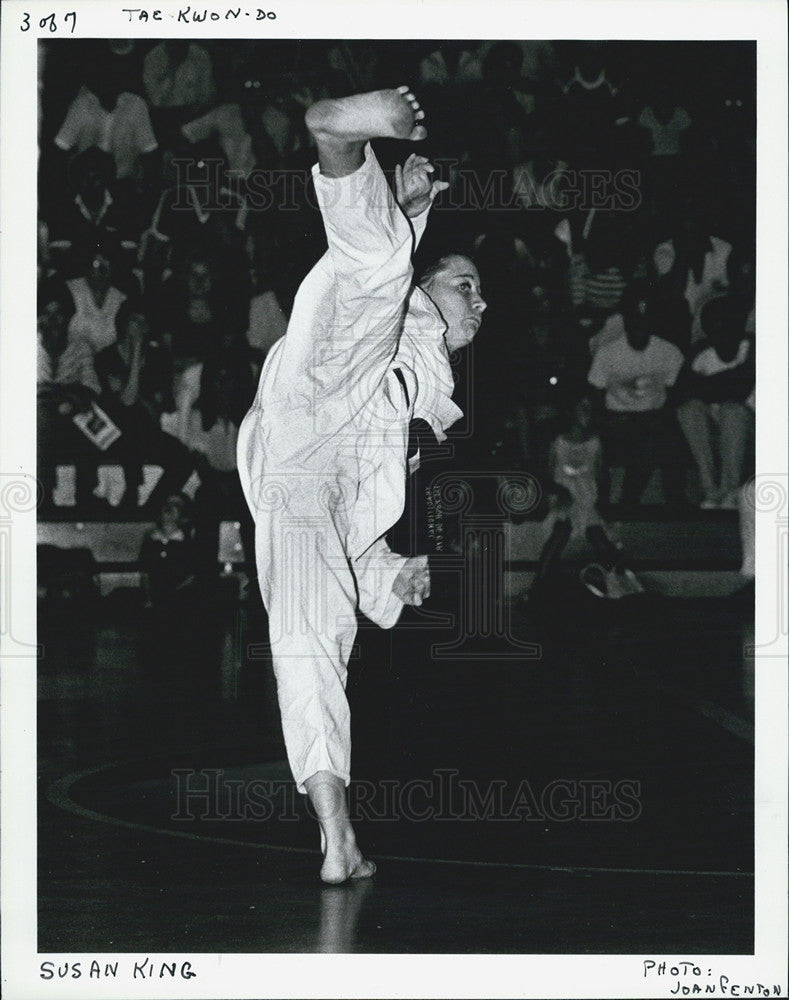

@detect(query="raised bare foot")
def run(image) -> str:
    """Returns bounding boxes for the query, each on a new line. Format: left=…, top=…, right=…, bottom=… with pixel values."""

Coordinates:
left=305, top=86, right=427, bottom=143
left=320, top=831, right=377, bottom=885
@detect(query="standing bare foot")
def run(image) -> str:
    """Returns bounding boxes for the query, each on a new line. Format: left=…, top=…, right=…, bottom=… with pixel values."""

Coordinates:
left=305, top=86, right=427, bottom=143
left=305, top=772, right=377, bottom=884
left=320, top=831, right=377, bottom=885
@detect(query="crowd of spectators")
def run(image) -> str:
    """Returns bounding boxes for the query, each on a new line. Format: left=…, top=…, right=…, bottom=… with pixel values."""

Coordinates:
left=36, top=39, right=756, bottom=569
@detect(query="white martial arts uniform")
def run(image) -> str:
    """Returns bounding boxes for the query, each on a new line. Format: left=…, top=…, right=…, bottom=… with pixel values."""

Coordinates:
left=237, top=144, right=461, bottom=793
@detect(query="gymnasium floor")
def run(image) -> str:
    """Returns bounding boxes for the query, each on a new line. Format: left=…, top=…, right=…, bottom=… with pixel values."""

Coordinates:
left=37, top=575, right=754, bottom=955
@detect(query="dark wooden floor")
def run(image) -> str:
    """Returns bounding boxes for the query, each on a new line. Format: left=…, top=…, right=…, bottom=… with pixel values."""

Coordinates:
left=38, top=580, right=754, bottom=954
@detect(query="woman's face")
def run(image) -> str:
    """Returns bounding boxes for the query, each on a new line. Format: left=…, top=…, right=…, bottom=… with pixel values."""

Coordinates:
left=87, top=253, right=112, bottom=290
left=422, top=256, right=487, bottom=351
left=160, top=496, right=186, bottom=532
left=38, top=300, right=70, bottom=346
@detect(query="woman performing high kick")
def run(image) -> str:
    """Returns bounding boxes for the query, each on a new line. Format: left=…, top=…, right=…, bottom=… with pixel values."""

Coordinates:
left=237, top=87, right=486, bottom=882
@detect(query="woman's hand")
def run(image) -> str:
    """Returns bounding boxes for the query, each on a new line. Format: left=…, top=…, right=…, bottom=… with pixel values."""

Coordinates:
left=392, top=555, right=431, bottom=605
left=395, top=154, right=448, bottom=218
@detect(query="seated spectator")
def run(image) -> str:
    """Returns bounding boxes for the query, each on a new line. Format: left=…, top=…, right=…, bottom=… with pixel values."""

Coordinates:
left=259, top=93, right=312, bottom=166
left=676, top=296, right=754, bottom=508
left=726, top=242, right=755, bottom=336
left=510, top=307, right=570, bottom=473
left=512, top=148, right=571, bottom=215
left=580, top=232, right=629, bottom=321
left=181, top=86, right=311, bottom=185
left=53, top=66, right=158, bottom=196
left=245, top=251, right=288, bottom=357
left=529, top=392, right=644, bottom=599
left=156, top=249, right=248, bottom=367
left=587, top=281, right=686, bottom=506
left=67, top=244, right=128, bottom=354
left=637, top=85, right=692, bottom=159
left=181, top=101, right=256, bottom=180
left=105, top=40, right=144, bottom=98
left=143, top=41, right=216, bottom=143
left=139, top=145, right=248, bottom=284
left=139, top=493, right=198, bottom=608
left=166, top=338, right=256, bottom=576
left=37, top=279, right=102, bottom=510
left=636, top=84, right=693, bottom=209
left=464, top=43, right=539, bottom=209
left=655, top=206, right=732, bottom=343
left=418, top=41, right=483, bottom=88
left=94, top=298, right=195, bottom=512
left=46, top=147, right=137, bottom=274
left=590, top=244, right=692, bottom=356
left=557, top=43, right=626, bottom=167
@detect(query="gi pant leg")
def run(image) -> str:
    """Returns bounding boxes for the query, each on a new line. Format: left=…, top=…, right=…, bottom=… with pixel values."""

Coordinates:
left=244, top=144, right=415, bottom=793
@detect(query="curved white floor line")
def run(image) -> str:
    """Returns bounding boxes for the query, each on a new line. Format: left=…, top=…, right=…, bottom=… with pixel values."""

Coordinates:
left=46, top=763, right=753, bottom=880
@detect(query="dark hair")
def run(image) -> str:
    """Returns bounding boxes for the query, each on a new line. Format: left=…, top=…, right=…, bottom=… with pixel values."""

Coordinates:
left=417, top=253, right=476, bottom=290
left=700, top=295, right=740, bottom=340
left=37, top=279, right=75, bottom=320
left=69, top=146, right=115, bottom=190
left=196, top=346, right=255, bottom=432
left=482, top=41, right=524, bottom=81
left=619, top=277, right=651, bottom=312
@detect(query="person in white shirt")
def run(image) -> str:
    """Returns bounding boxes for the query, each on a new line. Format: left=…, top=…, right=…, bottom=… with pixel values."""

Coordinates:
left=55, top=77, right=158, bottom=183
left=587, top=282, right=685, bottom=505
left=67, top=247, right=127, bottom=355
left=37, top=280, right=101, bottom=510
left=237, top=87, right=486, bottom=883
left=143, top=41, right=216, bottom=112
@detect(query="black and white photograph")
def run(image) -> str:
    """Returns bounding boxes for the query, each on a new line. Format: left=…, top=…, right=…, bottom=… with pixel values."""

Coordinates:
left=1, top=1, right=787, bottom=997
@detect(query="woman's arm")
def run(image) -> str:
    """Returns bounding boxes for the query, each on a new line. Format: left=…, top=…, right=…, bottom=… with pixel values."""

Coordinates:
left=119, top=335, right=144, bottom=408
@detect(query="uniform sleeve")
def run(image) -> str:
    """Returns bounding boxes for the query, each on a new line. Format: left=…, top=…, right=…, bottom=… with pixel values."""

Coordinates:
left=313, top=143, right=415, bottom=290
left=291, top=143, right=416, bottom=392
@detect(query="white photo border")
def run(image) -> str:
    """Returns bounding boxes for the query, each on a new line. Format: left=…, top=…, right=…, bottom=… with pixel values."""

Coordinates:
left=2, top=1, right=786, bottom=997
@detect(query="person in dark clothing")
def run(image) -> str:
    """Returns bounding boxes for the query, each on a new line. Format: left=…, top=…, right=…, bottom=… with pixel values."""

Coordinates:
left=676, top=295, right=754, bottom=508
left=139, top=493, right=198, bottom=607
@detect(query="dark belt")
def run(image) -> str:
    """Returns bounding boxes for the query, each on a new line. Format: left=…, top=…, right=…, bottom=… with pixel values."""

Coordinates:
left=393, top=366, right=410, bottom=408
